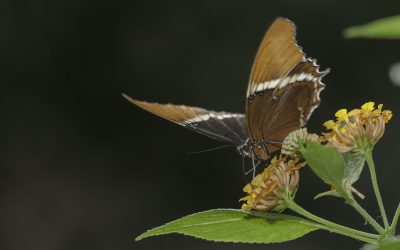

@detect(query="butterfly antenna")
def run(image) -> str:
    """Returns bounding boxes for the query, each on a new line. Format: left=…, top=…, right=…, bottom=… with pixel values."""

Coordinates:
left=187, top=144, right=236, bottom=155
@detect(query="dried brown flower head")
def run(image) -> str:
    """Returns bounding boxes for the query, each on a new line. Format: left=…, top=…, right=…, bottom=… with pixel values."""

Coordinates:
left=240, top=155, right=305, bottom=212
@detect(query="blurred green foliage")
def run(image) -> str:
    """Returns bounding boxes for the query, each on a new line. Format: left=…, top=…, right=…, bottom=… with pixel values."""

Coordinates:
left=362, top=238, right=400, bottom=250
left=344, top=15, right=400, bottom=39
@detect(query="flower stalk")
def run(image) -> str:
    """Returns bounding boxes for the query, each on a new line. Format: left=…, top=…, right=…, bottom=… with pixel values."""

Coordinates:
left=336, top=185, right=386, bottom=235
left=364, top=148, right=389, bottom=229
left=391, top=202, right=400, bottom=234
left=285, top=199, right=378, bottom=243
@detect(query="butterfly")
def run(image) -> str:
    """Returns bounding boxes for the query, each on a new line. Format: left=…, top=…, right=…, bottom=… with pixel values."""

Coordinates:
left=123, top=17, right=328, bottom=162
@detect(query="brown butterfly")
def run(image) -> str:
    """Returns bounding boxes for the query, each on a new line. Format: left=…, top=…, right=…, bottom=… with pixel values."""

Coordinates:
left=123, top=17, right=328, bottom=162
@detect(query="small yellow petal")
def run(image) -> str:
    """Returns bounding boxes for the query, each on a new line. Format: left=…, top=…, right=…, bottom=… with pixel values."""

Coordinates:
left=370, top=104, right=383, bottom=116
left=270, top=156, right=278, bottom=165
left=323, top=120, right=336, bottom=130
left=241, top=204, right=251, bottom=211
left=243, top=184, right=252, bottom=193
left=335, top=109, right=348, bottom=121
left=251, top=174, right=264, bottom=186
left=361, top=102, right=375, bottom=113
left=348, top=109, right=361, bottom=118
left=239, top=196, right=249, bottom=202
left=382, top=110, right=393, bottom=122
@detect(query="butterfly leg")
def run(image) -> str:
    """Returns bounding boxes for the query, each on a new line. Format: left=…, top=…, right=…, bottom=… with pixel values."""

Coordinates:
left=247, top=154, right=264, bottom=179
left=241, top=155, right=249, bottom=183
left=244, top=160, right=262, bottom=176
left=251, top=153, right=256, bottom=179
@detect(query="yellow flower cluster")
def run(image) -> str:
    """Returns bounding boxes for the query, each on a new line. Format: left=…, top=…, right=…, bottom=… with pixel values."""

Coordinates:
left=323, top=102, right=392, bottom=153
left=240, top=155, right=305, bottom=212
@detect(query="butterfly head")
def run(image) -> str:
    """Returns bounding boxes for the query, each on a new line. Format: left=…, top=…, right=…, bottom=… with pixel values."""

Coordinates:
left=236, top=140, right=252, bottom=158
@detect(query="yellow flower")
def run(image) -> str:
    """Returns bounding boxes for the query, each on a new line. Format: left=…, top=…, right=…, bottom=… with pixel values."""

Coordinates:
left=335, top=109, right=349, bottom=122
left=240, top=155, right=305, bottom=212
left=376, top=104, right=383, bottom=114
left=323, top=120, right=337, bottom=130
left=324, top=102, right=393, bottom=153
left=361, top=102, right=375, bottom=114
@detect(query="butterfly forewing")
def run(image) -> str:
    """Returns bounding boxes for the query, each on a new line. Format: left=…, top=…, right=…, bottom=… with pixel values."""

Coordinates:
left=246, top=17, right=304, bottom=97
left=123, top=94, right=248, bottom=145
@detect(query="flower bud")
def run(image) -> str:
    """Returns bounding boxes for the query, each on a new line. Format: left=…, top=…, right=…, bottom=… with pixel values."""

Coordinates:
left=282, top=128, right=320, bottom=157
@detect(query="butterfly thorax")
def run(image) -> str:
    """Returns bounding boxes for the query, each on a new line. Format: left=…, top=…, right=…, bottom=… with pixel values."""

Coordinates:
left=237, top=137, right=285, bottom=161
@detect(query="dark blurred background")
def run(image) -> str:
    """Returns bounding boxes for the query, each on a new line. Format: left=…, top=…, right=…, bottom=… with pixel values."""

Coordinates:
left=1, top=0, right=400, bottom=250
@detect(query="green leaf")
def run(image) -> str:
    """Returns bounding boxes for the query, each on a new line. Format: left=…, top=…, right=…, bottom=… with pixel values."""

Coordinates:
left=300, top=142, right=345, bottom=187
left=314, top=190, right=340, bottom=200
left=342, top=152, right=366, bottom=185
left=136, top=209, right=320, bottom=243
left=361, top=237, right=400, bottom=250
left=344, top=15, right=400, bottom=39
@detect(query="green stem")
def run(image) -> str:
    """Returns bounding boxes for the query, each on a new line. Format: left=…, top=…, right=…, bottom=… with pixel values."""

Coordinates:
left=365, top=148, right=389, bottom=229
left=340, top=189, right=385, bottom=235
left=391, top=202, right=400, bottom=234
left=287, top=200, right=379, bottom=243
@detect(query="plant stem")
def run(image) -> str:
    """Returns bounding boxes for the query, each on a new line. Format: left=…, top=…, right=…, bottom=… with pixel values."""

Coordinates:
left=341, top=191, right=385, bottom=235
left=391, top=202, right=400, bottom=234
left=365, top=148, right=389, bottom=229
left=287, top=200, right=379, bottom=243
